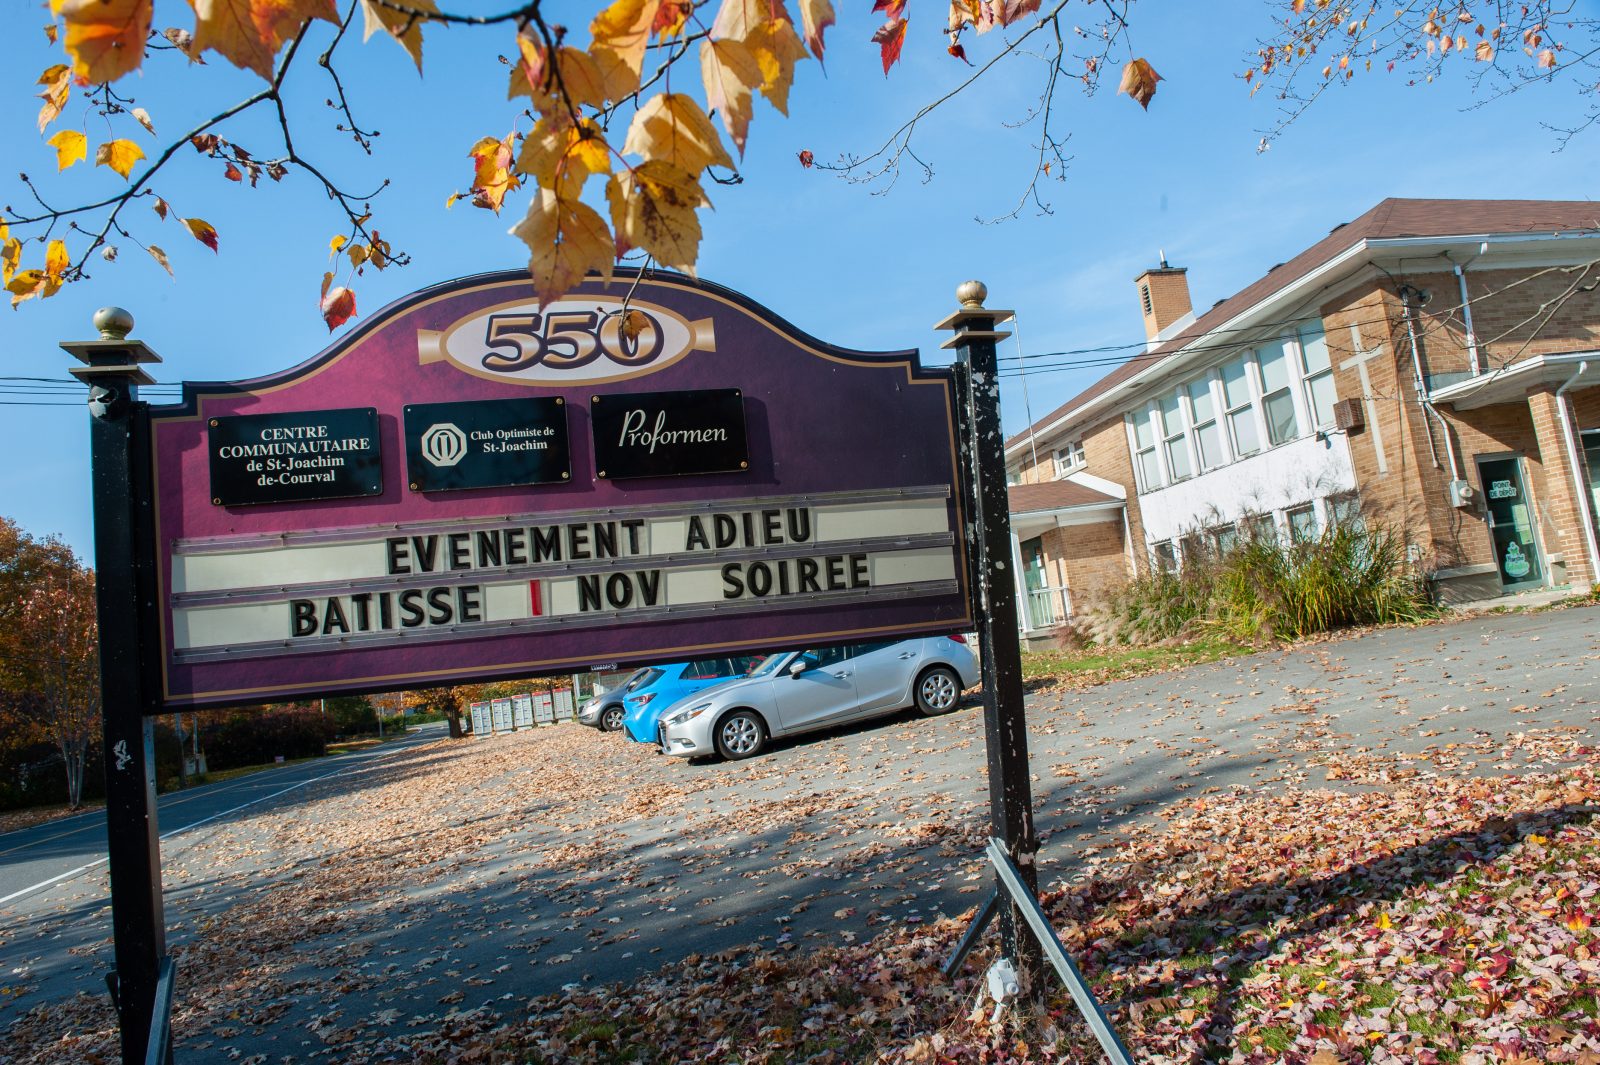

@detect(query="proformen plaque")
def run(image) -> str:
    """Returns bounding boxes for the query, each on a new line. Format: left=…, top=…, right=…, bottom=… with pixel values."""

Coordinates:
left=590, top=388, right=748, bottom=479
left=207, top=407, right=381, bottom=506
left=404, top=397, right=570, bottom=492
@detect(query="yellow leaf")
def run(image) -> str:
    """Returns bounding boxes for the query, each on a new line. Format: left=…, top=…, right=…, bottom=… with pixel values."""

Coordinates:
left=1375, top=911, right=1392, bottom=930
left=48, top=129, right=88, bottom=170
left=700, top=38, right=761, bottom=157
left=1118, top=57, right=1161, bottom=109
left=2, top=239, right=22, bottom=286
left=348, top=243, right=368, bottom=268
left=747, top=18, right=807, bottom=115
left=329, top=234, right=348, bottom=255
left=468, top=133, right=521, bottom=213
left=444, top=193, right=459, bottom=209
left=798, top=0, right=833, bottom=60
left=589, top=0, right=655, bottom=100
left=36, top=65, right=71, bottom=133
left=147, top=244, right=173, bottom=276
left=360, top=0, right=435, bottom=72
left=59, top=0, right=152, bottom=84
left=44, top=240, right=69, bottom=282
left=508, top=187, right=615, bottom=308
left=131, top=106, right=156, bottom=134
left=622, top=93, right=733, bottom=174
left=517, top=115, right=611, bottom=200
left=182, top=216, right=219, bottom=252
left=191, top=0, right=339, bottom=79
left=605, top=159, right=707, bottom=273
left=509, top=39, right=608, bottom=110
left=712, top=0, right=772, bottom=43
left=96, top=138, right=144, bottom=179
left=7, top=270, right=49, bottom=308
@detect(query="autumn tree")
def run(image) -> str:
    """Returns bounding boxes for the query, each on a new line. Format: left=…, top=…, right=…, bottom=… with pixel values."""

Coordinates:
left=0, top=519, right=101, bottom=809
left=2, top=1, right=1594, bottom=323
left=401, top=685, right=470, bottom=738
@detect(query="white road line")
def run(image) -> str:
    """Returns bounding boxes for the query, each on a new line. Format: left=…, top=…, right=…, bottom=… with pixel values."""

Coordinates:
left=0, top=732, right=438, bottom=909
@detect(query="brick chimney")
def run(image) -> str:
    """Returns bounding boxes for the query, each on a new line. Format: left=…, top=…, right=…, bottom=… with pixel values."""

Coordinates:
left=1134, top=256, right=1193, bottom=342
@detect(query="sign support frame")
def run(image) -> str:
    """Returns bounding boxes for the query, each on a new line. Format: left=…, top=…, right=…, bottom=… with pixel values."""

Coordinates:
left=64, top=308, right=171, bottom=1065
left=936, top=282, right=1132, bottom=1060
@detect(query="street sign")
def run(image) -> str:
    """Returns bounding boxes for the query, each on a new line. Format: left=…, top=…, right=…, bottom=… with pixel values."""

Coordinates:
left=146, top=270, right=971, bottom=709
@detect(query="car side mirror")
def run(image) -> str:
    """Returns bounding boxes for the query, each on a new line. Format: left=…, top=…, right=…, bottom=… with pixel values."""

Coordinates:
left=787, top=660, right=808, bottom=678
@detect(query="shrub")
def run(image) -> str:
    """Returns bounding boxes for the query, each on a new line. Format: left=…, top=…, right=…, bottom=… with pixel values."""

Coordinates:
left=1082, top=517, right=1433, bottom=646
left=197, top=704, right=334, bottom=771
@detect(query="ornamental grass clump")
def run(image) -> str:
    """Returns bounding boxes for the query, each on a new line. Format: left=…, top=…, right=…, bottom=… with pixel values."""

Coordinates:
left=1085, top=517, right=1433, bottom=646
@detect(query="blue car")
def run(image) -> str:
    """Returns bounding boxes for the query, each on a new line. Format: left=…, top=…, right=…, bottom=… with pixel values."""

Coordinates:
left=621, top=656, right=762, bottom=743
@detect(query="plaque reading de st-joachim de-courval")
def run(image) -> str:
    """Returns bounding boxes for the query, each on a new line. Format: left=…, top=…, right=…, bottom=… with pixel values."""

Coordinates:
left=207, top=407, right=382, bottom=507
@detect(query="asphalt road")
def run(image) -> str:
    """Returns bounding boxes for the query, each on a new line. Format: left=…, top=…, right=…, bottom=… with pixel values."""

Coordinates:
left=0, top=721, right=445, bottom=908
left=1, top=606, right=1596, bottom=1061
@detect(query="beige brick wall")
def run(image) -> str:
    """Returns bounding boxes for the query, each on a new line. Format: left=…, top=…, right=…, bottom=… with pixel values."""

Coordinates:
left=1038, top=519, right=1129, bottom=607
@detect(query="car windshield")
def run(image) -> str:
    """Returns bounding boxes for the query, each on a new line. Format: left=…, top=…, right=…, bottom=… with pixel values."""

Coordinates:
left=621, top=668, right=652, bottom=692
left=744, top=653, right=791, bottom=678
left=631, top=668, right=664, bottom=689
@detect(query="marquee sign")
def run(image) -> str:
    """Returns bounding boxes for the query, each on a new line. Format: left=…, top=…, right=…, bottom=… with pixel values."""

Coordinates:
left=147, top=269, right=971, bottom=709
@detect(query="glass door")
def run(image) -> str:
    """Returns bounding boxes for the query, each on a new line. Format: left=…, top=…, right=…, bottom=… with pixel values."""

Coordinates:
left=1021, top=539, right=1052, bottom=629
left=1476, top=456, right=1543, bottom=590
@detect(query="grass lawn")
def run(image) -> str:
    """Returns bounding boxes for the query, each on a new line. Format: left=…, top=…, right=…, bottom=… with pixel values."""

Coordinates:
left=1019, top=636, right=1251, bottom=692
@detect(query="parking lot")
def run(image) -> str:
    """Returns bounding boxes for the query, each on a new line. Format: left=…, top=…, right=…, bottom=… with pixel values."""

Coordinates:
left=2, top=604, right=1596, bottom=1062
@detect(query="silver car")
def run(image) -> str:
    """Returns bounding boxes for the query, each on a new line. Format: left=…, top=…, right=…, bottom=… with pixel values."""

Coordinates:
left=656, top=636, right=978, bottom=760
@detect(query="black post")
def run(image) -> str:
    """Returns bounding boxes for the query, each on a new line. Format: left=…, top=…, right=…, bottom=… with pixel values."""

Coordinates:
left=935, top=282, right=1043, bottom=986
left=65, top=308, right=167, bottom=1065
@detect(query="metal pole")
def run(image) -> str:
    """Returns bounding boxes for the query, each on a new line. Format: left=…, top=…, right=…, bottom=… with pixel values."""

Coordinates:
left=65, top=307, right=167, bottom=1065
left=934, top=282, right=1043, bottom=988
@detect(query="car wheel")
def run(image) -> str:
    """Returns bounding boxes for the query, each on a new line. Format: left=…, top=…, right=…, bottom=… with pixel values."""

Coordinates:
left=714, top=710, right=767, bottom=760
left=915, top=666, right=962, bottom=716
left=600, top=706, right=624, bottom=732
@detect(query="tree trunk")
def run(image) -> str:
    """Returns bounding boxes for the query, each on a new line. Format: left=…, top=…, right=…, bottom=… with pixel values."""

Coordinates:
left=63, top=739, right=85, bottom=809
left=445, top=708, right=463, bottom=739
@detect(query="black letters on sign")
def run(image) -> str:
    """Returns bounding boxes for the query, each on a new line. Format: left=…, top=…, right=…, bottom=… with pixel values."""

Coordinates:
left=590, top=389, right=749, bottom=479
left=403, top=397, right=571, bottom=492
left=208, top=407, right=382, bottom=506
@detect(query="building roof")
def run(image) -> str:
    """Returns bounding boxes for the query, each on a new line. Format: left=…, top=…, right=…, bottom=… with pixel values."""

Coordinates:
left=1008, top=480, right=1121, bottom=514
left=1005, top=198, right=1600, bottom=453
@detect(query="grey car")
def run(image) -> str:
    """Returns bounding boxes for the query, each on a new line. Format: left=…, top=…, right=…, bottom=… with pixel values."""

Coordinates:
left=656, top=635, right=978, bottom=760
left=577, top=668, right=650, bottom=731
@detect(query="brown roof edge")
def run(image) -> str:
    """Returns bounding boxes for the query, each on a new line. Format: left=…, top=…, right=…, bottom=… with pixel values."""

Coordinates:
left=1008, top=480, right=1122, bottom=513
left=1004, top=197, right=1600, bottom=452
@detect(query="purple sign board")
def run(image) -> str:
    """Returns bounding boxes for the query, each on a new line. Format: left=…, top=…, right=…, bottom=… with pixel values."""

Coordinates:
left=149, top=270, right=972, bottom=710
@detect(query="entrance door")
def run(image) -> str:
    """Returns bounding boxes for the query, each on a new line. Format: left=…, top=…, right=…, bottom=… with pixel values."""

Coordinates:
left=1021, top=538, right=1050, bottom=629
left=1477, top=456, right=1543, bottom=589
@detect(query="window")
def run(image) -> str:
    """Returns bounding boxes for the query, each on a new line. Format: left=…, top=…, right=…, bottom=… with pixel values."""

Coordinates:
left=1257, top=339, right=1301, bottom=446
left=1286, top=504, right=1317, bottom=542
left=1213, top=524, right=1239, bottom=554
left=1152, top=541, right=1178, bottom=572
left=1327, top=492, right=1363, bottom=531
left=1243, top=514, right=1277, bottom=544
left=1053, top=440, right=1085, bottom=477
left=1006, top=468, right=1021, bottom=485
left=1132, top=410, right=1162, bottom=491
left=1221, top=356, right=1260, bottom=457
left=1186, top=378, right=1225, bottom=471
left=1297, top=323, right=1337, bottom=429
left=1158, top=394, right=1193, bottom=481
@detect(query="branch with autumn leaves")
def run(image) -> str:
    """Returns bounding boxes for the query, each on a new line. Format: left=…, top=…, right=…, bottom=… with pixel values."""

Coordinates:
left=2, top=0, right=1593, bottom=329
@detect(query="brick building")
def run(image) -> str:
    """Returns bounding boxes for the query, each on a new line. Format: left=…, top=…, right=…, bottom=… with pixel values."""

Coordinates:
left=1005, top=198, right=1600, bottom=637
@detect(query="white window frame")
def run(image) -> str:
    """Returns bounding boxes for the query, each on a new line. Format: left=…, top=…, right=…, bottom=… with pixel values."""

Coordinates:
left=1296, top=323, right=1337, bottom=431
left=1052, top=440, right=1085, bottom=477
left=1185, top=374, right=1230, bottom=472
left=1256, top=338, right=1304, bottom=448
left=1158, top=392, right=1195, bottom=483
left=1221, top=354, right=1265, bottom=459
left=1129, top=408, right=1165, bottom=492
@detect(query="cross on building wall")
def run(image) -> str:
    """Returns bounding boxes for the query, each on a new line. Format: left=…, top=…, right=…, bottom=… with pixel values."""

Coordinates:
left=1339, top=324, right=1392, bottom=475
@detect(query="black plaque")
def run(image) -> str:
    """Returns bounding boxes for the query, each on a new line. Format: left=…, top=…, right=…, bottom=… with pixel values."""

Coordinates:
left=590, top=389, right=748, bottom=479
left=208, top=407, right=382, bottom=506
left=404, top=397, right=571, bottom=492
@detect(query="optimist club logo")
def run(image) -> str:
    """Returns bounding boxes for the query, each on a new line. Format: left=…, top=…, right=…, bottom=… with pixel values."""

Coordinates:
left=420, top=423, right=468, bottom=467
left=417, top=295, right=717, bottom=387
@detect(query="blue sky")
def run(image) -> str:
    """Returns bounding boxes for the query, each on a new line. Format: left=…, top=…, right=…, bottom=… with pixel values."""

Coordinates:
left=2, top=1, right=1594, bottom=559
